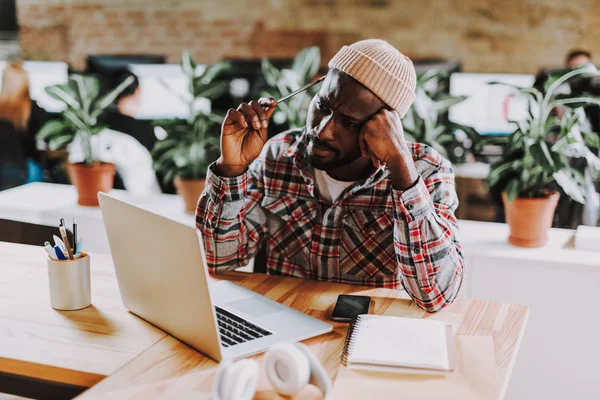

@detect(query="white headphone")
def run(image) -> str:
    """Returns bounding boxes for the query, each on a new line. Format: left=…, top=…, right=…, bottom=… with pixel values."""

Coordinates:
left=213, top=342, right=331, bottom=400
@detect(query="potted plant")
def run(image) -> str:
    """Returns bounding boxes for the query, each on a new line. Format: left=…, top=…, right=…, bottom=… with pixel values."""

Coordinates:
left=36, top=74, right=134, bottom=206
left=261, top=46, right=321, bottom=130
left=402, top=69, right=480, bottom=164
left=486, top=65, right=600, bottom=247
left=152, top=51, right=230, bottom=213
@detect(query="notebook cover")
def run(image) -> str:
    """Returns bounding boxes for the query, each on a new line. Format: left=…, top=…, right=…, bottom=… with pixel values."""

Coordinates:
left=341, top=315, right=456, bottom=373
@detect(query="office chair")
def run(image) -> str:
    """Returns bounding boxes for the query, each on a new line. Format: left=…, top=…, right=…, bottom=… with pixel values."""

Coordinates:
left=0, top=219, right=73, bottom=247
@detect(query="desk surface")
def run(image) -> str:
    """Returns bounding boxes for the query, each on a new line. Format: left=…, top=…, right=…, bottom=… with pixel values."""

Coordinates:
left=0, top=241, right=529, bottom=399
left=0, top=242, right=167, bottom=387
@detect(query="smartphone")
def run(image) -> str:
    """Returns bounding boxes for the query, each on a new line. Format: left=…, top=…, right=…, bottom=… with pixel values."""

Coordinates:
left=331, top=294, right=371, bottom=322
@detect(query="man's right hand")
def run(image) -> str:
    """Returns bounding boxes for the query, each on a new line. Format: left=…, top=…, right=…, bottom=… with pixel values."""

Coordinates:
left=215, top=97, right=278, bottom=177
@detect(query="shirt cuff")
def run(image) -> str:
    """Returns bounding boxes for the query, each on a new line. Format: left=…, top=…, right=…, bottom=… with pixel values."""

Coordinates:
left=393, top=177, right=435, bottom=223
left=206, top=162, right=248, bottom=202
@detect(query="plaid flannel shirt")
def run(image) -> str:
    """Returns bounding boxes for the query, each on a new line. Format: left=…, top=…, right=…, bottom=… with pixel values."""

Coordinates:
left=196, top=129, right=464, bottom=312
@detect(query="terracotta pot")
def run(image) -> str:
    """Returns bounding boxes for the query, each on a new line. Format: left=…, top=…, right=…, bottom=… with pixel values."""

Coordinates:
left=502, top=191, right=560, bottom=248
left=68, top=163, right=116, bottom=207
left=174, top=177, right=206, bottom=214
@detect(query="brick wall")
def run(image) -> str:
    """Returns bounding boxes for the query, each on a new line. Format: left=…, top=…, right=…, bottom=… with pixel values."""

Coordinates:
left=15, top=0, right=600, bottom=73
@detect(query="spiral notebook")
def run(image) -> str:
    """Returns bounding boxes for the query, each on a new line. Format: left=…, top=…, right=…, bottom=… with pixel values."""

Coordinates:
left=342, top=315, right=456, bottom=374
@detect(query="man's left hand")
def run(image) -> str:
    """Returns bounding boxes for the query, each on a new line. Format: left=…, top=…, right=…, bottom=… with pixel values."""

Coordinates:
left=359, top=109, right=420, bottom=190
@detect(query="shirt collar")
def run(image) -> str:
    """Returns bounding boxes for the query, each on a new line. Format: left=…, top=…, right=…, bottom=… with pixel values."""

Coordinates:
left=288, top=129, right=390, bottom=197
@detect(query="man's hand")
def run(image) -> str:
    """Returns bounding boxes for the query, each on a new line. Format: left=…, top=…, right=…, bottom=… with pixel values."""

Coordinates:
left=358, top=109, right=419, bottom=190
left=215, top=97, right=278, bottom=177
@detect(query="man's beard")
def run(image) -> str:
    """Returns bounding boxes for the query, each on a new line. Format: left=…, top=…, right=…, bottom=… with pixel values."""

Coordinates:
left=303, top=135, right=362, bottom=171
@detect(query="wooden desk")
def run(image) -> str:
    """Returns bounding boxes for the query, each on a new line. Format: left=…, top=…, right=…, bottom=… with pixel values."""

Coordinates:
left=0, top=242, right=168, bottom=387
left=0, top=242, right=528, bottom=399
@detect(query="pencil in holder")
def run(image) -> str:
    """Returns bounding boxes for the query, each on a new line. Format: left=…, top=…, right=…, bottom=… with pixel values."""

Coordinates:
left=47, top=253, right=91, bottom=310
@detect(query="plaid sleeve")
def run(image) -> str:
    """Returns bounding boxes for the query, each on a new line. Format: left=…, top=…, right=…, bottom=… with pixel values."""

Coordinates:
left=392, top=166, right=464, bottom=313
left=196, top=160, right=267, bottom=274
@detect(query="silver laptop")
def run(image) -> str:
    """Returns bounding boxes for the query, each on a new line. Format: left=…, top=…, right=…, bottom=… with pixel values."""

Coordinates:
left=98, top=192, right=332, bottom=361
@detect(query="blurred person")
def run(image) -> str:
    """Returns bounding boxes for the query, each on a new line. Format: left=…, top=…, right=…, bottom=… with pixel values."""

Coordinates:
left=196, top=39, right=464, bottom=313
left=564, top=49, right=600, bottom=226
left=104, top=70, right=158, bottom=152
left=98, top=70, right=163, bottom=194
left=566, top=49, right=592, bottom=68
left=0, top=60, right=49, bottom=190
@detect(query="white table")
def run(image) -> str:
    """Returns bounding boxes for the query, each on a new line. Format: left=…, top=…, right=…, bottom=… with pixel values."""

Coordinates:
left=0, top=182, right=194, bottom=254
left=458, top=220, right=600, bottom=400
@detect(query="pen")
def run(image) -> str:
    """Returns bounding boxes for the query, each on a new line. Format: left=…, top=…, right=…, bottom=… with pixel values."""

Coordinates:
left=75, top=238, right=83, bottom=255
left=44, top=241, right=57, bottom=260
left=276, top=76, right=325, bottom=104
left=54, top=245, right=67, bottom=260
left=59, top=220, right=74, bottom=260
left=53, top=235, right=67, bottom=256
left=72, top=216, right=77, bottom=251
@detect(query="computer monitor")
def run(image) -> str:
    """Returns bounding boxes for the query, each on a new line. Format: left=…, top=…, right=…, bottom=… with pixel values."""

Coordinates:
left=86, top=54, right=165, bottom=76
left=0, top=0, right=18, bottom=32
left=0, top=61, right=69, bottom=113
left=128, top=64, right=210, bottom=120
left=449, top=73, right=535, bottom=136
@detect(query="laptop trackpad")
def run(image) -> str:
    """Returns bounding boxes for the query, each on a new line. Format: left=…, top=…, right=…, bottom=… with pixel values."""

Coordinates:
left=226, top=297, right=282, bottom=318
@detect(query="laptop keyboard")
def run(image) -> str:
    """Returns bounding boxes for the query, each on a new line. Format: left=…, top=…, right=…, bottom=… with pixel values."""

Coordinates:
left=215, top=306, right=273, bottom=347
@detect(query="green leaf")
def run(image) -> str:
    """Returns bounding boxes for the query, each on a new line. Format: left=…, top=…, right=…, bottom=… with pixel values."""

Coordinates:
left=553, top=169, right=586, bottom=203
left=197, top=61, right=231, bottom=83
left=433, top=94, right=467, bottom=112
left=93, top=75, right=136, bottom=116
left=151, top=139, right=179, bottom=158
left=45, top=84, right=81, bottom=110
left=154, top=148, right=180, bottom=171
left=488, top=82, right=542, bottom=103
left=193, top=80, right=229, bottom=99
left=36, top=119, right=68, bottom=141
left=436, top=132, right=455, bottom=145
left=181, top=50, right=196, bottom=77
left=551, top=96, right=600, bottom=110
left=487, top=160, right=518, bottom=188
left=417, top=69, right=443, bottom=87
left=505, top=179, right=520, bottom=202
left=208, top=113, right=224, bottom=125
left=449, top=122, right=480, bottom=144
left=506, top=130, right=524, bottom=155
left=261, top=58, right=283, bottom=88
left=545, top=65, right=598, bottom=97
left=63, top=109, right=88, bottom=133
left=48, top=134, right=75, bottom=150
left=189, top=142, right=207, bottom=164
left=291, top=46, right=320, bottom=85
left=162, top=168, right=177, bottom=186
left=581, top=130, right=600, bottom=148
left=70, top=74, right=99, bottom=117
left=530, top=140, right=556, bottom=171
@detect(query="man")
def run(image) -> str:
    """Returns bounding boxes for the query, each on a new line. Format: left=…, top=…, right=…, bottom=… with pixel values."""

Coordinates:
left=196, top=39, right=464, bottom=312
left=561, top=50, right=600, bottom=227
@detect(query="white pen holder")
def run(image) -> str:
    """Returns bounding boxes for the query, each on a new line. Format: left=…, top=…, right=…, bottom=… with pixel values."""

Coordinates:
left=47, top=253, right=91, bottom=310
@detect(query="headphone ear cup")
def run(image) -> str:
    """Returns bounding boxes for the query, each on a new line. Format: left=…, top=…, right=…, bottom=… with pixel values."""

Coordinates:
left=294, top=343, right=332, bottom=400
left=213, top=359, right=259, bottom=400
left=265, top=343, right=311, bottom=395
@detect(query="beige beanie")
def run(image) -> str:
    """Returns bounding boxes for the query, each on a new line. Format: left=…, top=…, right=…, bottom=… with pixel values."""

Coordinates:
left=328, top=39, right=416, bottom=117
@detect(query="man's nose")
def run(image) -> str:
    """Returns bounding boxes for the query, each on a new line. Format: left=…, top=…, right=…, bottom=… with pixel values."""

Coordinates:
left=315, top=114, right=335, bottom=141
